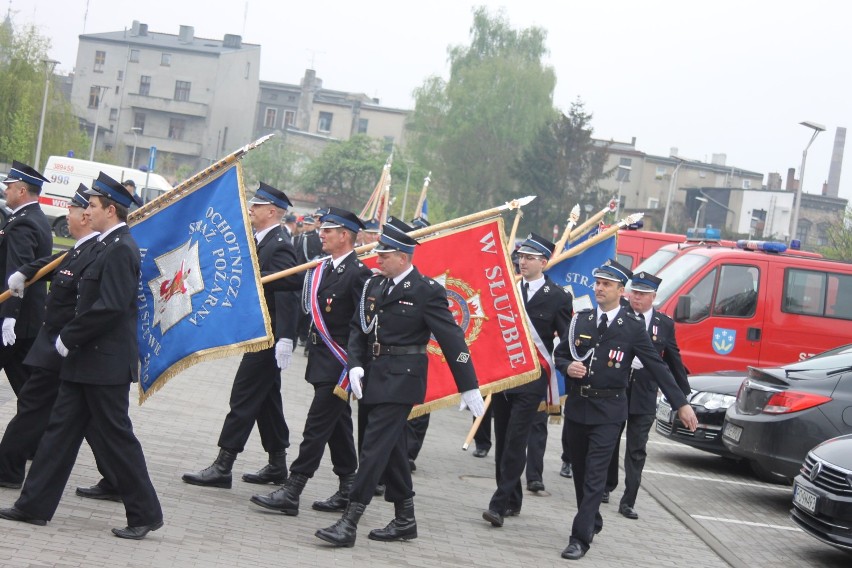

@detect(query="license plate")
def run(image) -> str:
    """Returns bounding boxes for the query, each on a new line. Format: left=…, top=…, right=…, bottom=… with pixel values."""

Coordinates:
left=793, top=483, right=818, bottom=514
left=723, top=422, right=742, bottom=443
left=655, top=401, right=672, bottom=423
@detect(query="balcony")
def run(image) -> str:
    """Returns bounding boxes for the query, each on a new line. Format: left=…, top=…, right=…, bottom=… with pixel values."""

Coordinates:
left=126, top=93, right=208, bottom=118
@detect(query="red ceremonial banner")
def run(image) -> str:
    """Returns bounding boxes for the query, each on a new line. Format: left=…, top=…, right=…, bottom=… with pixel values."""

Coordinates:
left=361, top=218, right=540, bottom=416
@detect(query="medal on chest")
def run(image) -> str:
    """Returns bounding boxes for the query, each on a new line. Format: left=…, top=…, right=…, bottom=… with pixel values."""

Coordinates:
left=325, top=298, right=333, bottom=313
left=608, top=349, right=624, bottom=368
left=652, top=325, right=658, bottom=341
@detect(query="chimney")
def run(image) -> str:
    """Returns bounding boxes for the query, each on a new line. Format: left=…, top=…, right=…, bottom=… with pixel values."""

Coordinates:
left=131, top=20, right=140, bottom=36
left=711, top=153, right=727, bottom=166
left=670, top=147, right=678, bottom=158
left=223, top=34, right=242, bottom=48
left=178, top=25, right=194, bottom=44
left=139, top=23, right=148, bottom=36
left=822, top=181, right=828, bottom=196
left=786, top=167, right=798, bottom=191
left=631, top=136, right=636, bottom=147
left=825, top=126, right=846, bottom=198
left=766, top=172, right=782, bottom=190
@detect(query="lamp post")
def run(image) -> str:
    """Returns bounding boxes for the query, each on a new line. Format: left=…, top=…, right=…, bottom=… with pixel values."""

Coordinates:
left=614, top=164, right=631, bottom=219
left=34, top=59, right=60, bottom=170
left=89, top=85, right=108, bottom=160
left=130, top=126, right=142, bottom=168
left=660, top=156, right=685, bottom=233
left=693, top=196, right=708, bottom=231
left=788, top=120, right=826, bottom=243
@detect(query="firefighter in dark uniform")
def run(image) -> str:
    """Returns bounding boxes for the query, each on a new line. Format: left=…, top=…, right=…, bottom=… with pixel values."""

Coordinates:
left=607, top=271, right=691, bottom=520
left=182, top=183, right=303, bottom=489
left=296, top=215, right=323, bottom=350
left=0, top=187, right=103, bottom=489
left=553, top=259, right=697, bottom=560
left=481, top=234, right=572, bottom=527
left=0, top=173, right=163, bottom=539
left=250, top=207, right=370, bottom=515
left=315, top=222, right=485, bottom=548
left=0, top=160, right=53, bottom=395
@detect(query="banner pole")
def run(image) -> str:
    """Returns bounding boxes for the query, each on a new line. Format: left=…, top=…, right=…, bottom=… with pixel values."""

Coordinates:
left=568, top=205, right=611, bottom=244
left=462, top=393, right=492, bottom=450
left=0, top=255, right=65, bottom=304
left=548, top=212, right=644, bottom=269
left=553, top=204, right=581, bottom=253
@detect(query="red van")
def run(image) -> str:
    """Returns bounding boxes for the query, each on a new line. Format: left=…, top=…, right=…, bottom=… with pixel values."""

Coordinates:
left=616, top=229, right=686, bottom=270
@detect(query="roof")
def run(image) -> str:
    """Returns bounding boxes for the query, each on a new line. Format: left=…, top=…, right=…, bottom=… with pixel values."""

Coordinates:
left=79, top=29, right=259, bottom=56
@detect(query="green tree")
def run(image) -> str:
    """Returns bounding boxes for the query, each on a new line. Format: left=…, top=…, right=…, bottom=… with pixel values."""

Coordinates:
left=819, top=208, right=852, bottom=261
left=407, top=7, right=556, bottom=217
left=510, top=99, right=612, bottom=234
left=241, top=135, right=305, bottom=191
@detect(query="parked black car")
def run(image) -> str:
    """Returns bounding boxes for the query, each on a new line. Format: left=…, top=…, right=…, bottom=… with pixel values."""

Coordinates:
left=791, top=434, right=852, bottom=552
left=655, top=371, right=741, bottom=458
left=722, top=344, right=852, bottom=482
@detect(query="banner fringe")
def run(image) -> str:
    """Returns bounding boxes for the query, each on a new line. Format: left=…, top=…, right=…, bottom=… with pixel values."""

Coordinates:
left=333, top=385, right=350, bottom=401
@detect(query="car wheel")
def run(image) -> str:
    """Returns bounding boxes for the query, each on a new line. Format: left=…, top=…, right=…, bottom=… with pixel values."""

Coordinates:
left=54, top=218, right=71, bottom=239
left=749, top=460, right=792, bottom=485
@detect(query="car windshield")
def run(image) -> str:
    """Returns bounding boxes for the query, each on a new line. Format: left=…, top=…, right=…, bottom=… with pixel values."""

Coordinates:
left=653, top=253, right=711, bottom=307
left=634, top=248, right=678, bottom=275
left=783, top=344, right=852, bottom=373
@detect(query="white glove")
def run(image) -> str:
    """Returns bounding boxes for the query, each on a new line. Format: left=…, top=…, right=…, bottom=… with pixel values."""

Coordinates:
left=349, top=367, right=365, bottom=399
left=459, top=389, right=486, bottom=417
left=1, top=318, right=15, bottom=346
left=275, top=338, right=293, bottom=370
left=7, top=271, right=25, bottom=298
left=55, top=335, right=69, bottom=357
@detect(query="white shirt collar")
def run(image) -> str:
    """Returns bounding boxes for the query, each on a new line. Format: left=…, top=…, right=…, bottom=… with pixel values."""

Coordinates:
left=391, top=265, right=415, bottom=286
left=97, top=222, right=126, bottom=242
left=74, top=232, right=99, bottom=249
left=596, top=304, right=621, bottom=326
left=331, top=250, right=353, bottom=269
left=641, top=307, right=654, bottom=330
left=255, top=225, right=276, bottom=244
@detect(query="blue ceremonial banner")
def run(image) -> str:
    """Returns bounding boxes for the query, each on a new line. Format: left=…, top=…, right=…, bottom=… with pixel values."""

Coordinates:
left=545, top=225, right=617, bottom=313
left=130, top=164, right=272, bottom=403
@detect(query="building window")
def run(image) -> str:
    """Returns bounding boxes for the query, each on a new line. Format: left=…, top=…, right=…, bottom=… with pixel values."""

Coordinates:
left=816, top=223, right=830, bottom=246
left=109, top=108, right=118, bottom=121
left=317, top=112, right=333, bottom=133
left=357, top=118, right=369, bottom=134
left=114, top=85, right=120, bottom=95
left=655, top=166, right=667, bottom=180
left=796, top=219, right=812, bottom=244
left=139, top=75, right=151, bottom=96
left=161, top=53, right=172, bottom=66
left=88, top=86, right=101, bottom=109
left=383, top=136, right=394, bottom=153
left=117, top=70, right=123, bottom=81
left=94, top=50, right=105, bottom=73
left=284, top=110, right=295, bottom=126
left=130, top=49, right=140, bottom=63
left=742, top=179, right=751, bottom=189
left=168, top=118, right=186, bottom=140
left=264, top=108, right=277, bottom=129
left=617, top=157, right=631, bottom=182
left=134, top=112, right=146, bottom=134
left=647, top=198, right=660, bottom=209
left=174, top=80, right=191, bottom=101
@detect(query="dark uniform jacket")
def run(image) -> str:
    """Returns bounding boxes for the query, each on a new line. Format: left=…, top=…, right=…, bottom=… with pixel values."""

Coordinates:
left=304, top=251, right=372, bottom=385
left=58, top=226, right=140, bottom=385
left=255, top=226, right=304, bottom=341
left=295, top=230, right=323, bottom=264
left=554, top=306, right=689, bottom=425
left=348, top=267, right=478, bottom=406
left=20, top=238, right=99, bottom=372
left=628, top=308, right=691, bottom=415
left=510, top=276, right=573, bottom=395
left=0, top=202, right=52, bottom=337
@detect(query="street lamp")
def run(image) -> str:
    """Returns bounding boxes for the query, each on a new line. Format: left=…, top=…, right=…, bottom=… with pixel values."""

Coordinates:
left=693, top=196, right=708, bottom=231
left=130, top=126, right=142, bottom=168
left=660, top=156, right=686, bottom=233
left=614, top=164, right=631, bottom=219
left=788, top=120, right=826, bottom=243
left=89, top=85, right=108, bottom=160
left=33, top=59, right=60, bottom=170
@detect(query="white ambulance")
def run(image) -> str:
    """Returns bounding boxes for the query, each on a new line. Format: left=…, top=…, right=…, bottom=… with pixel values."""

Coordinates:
left=40, top=156, right=173, bottom=237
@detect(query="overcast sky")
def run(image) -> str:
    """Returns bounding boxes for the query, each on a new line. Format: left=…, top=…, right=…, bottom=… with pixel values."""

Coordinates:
left=20, top=0, right=852, bottom=202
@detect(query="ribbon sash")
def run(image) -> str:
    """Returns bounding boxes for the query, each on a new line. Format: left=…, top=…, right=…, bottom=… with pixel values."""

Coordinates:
left=309, top=260, right=351, bottom=392
left=521, top=284, right=559, bottom=413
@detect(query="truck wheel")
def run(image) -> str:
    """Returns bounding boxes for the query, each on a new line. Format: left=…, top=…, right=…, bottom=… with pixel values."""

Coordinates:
left=54, top=218, right=71, bottom=238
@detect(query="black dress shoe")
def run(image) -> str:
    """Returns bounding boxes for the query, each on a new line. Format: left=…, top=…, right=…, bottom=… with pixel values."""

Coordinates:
left=0, top=479, right=22, bottom=489
left=527, top=480, right=545, bottom=492
left=472, top=448, right=489, bottom=458
left=0, top=507, right=47, bottom=526
left=619, top=504, right=639, bottom=519
left=482, top=509, right=503, bottom=527
left=601, top=490, right=610, bottom=503
left=561, top=542, right=587, bottom=560
left=111, top=520, right=164, bottom=540
left=76, top=484, right=122, bottom=502
left=560, top=462, right=573, bottom=478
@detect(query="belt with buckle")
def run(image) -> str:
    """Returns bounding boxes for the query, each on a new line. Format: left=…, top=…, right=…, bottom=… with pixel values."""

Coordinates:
left=310, top=332, right=347, bottom=345
left=372, top=343, right=427, bottom=356
left=570, top=384, right=626, bottom=398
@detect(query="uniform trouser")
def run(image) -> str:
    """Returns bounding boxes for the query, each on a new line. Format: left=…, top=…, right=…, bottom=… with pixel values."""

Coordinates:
left=525, top=410, right=548, bottom=484
left=560, top=414, right=572, bottom=466
left=473, top=403, right=493, bottom=451
left=289, top=382, right=357, bottom=478
left=406, top=415, right=430, bottom=461
left=488, top=391, right=541, bottom=514
left=348, top=402, right=413, bottom=506
left=0, top=366, right=117, bottom=488
left=606, top=421, right=628, bottom=491
left=565, top=419, right=622, bottom=549
left=0, top=337, right=35, bottom=396
left=619, top=413, right=655, bottom=508
left=15, top=381, right=162, bottom=526
left=218, top=347, right=289, bottom=453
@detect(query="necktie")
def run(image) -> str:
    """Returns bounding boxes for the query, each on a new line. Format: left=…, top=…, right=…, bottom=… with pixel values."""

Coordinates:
left=521, top=282, right=530, bottom=305
left=323, top=261, right=334, bottom=279
left=597, top=313, right=608, bottom=338
left=381, top=278, right=392, bottom=298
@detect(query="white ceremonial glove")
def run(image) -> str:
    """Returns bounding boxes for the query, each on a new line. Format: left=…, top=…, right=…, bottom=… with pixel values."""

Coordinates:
left=1, top=318, right=15, bottom=346
left=275, top=338, right=293, bottom=370
left=55, top=335, right=69, bottom=357
left=349, top=367, right=365, bottom=400
left=7, top=271, right=25, bottom=298
left=459, top=389, right=486, bottom=417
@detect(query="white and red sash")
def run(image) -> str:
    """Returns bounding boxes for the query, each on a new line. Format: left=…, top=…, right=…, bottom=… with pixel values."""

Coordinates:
left=308, top=260, right=351, bottom=392
left=520, top=282, right=560, bottom=414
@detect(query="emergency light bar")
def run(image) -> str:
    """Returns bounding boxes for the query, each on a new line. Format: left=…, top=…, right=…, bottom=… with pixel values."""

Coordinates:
left=686, top=227, right=721, bottom=241
left=735, top=240, right=788, bottom=253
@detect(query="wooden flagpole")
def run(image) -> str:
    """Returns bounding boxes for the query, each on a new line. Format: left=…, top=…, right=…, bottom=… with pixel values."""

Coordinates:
left=567, top=204, right=611, bottom=245
left=553, top=204, right=581, bottom=253
left=413, top=172, right=431, bottom=220
left=547, top=212, right=644, bottom=269
left=0, top=255, right=65, bottom=304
